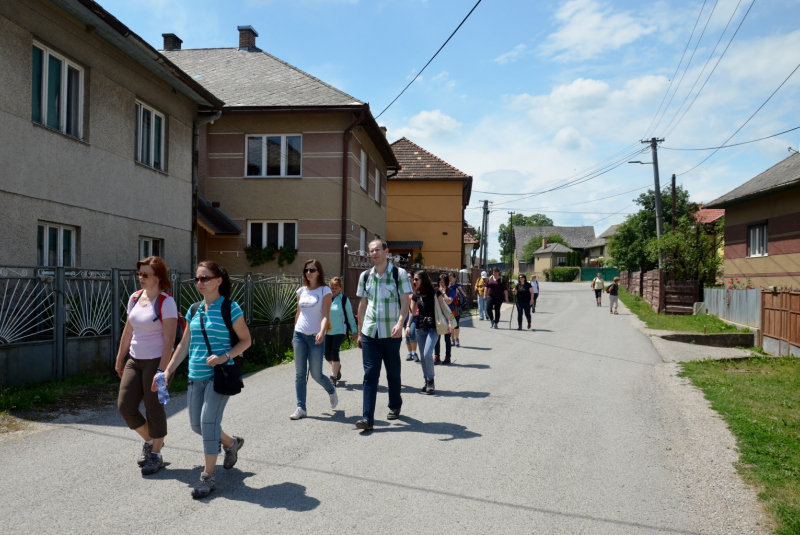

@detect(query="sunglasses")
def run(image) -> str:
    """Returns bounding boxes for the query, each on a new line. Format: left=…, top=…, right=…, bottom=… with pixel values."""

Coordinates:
left=304, top=268, right=318, bottom=274
left=412, top=278, right=420, bottom=281
left=137, top=272, right=153, bottom=279
left=194, top=276, right=218, bottom=284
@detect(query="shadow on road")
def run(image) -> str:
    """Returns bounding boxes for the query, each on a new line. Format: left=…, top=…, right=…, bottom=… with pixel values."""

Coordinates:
left=457, top=346, right=491, bottom=350
left=369, top=415, right=482, bottom=441
left=446, top=363, right=490, bottom=369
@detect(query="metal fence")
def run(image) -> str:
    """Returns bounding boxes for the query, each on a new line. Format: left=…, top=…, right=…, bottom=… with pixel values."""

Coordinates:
left=704, top=288, right=761, bottom=329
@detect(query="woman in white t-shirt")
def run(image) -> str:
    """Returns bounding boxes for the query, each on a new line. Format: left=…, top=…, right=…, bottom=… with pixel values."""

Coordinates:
left=115, top=256, right=178, bottom=476
left=290, top=259, right=338, bottom=420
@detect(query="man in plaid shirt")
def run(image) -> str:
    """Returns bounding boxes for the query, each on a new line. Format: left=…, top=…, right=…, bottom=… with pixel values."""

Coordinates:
left=355, top=239, right=413, bottom=431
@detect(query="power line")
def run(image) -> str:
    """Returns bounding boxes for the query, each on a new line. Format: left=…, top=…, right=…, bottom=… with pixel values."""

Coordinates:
left=662, top=125, right=800, bottom=150
left=375, top=0, right=483, bottom=119
left=468, top=184, right=650, bottom=207
left=593, top=203, right=635, bottom=225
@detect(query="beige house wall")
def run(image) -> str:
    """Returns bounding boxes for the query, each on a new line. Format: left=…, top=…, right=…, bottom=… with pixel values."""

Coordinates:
left=0, top=0, right=198, bottom=271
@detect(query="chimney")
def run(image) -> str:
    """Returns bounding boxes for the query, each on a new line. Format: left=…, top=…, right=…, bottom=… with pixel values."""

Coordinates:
left=238, top=25, right=259, bottom=50
left=542, top=237, right=548, bottom=249
left=162, top=33, right=182, bottom=51
left=379, top=126, right=388, bottom=137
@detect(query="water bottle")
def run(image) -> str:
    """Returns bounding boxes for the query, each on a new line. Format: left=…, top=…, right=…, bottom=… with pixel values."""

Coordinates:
left=155, top=372, right=170, bottom=405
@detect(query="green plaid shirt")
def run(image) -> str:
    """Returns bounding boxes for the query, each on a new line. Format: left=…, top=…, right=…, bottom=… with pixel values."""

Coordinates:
left=356, top=262, right=413, bottom=339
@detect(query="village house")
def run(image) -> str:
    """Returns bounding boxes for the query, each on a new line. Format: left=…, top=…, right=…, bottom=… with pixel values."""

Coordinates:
left=0, top=0, right=222, bottom=271
left=161, top=26, right=398, bottom=280
left=513, top=225, right=604, bottom=275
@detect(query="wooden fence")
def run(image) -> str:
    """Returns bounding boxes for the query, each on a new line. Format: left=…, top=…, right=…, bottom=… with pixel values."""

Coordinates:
left=761, top=290, right=800, bottom=356
left=643, top=270, right=665, bottom=313
left=620, top=269, right=700, bottom=315
left=620, top=271, right=643, bottom=296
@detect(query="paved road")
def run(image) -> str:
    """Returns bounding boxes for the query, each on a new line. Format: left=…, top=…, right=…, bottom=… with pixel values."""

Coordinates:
left=0, top=284, right=767, bottom=534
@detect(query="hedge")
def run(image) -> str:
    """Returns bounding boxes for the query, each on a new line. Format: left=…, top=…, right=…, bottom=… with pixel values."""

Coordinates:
left=550, top=267, right=580, bottom=282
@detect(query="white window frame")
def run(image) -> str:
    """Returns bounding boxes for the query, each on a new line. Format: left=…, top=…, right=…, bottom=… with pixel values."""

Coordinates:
left=138, top=237, right=164, bottom=259
left=359, top=227, right=366, bottom=252
left=244, top=134, right=302, bottom=177
left=748, top=223, right=768, bottom=258
left=37, top=223, right=76, bottom=267
left=32, top=41, right=84, bottom=138
left=135, top=101, right=166, bottom=171
left=374, top=168, right=380, bottom=202
left=247, top=220, right=298, bottom=249
left=360, top=150, right=368, bottom=190
left=557, top=256, right=566, bottom=266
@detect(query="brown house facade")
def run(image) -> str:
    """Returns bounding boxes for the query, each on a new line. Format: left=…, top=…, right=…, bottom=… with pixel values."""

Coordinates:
left=706, top=152, right=800, bottom=288
left=162, top=26, right=397, bottom=277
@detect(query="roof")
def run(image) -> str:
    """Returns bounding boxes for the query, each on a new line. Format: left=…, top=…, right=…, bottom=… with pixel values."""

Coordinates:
left=695, top=207, right=725, bottom=224
left=52, top=0, right=223, bottom=108
left=390, top=138, right=472, bottom=181
left=387, top=241, right=423, bottom=250
left=598, top=224, right=620, bottom=239
left=161, top=48, right=362, bottom=108
left=513, top=226, right=597, bottom=257
left=197, top=198, right=241, bottom=235
left=706, top=152, right=800, bottom=208
left=464, top=232, right=479, bottom=245
left=534, top=243, right=573, bottom=255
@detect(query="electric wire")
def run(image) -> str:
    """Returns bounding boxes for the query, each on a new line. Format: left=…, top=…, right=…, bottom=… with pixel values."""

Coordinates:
left=661, top=125, right=800, bottom=150
left=466, top=184, right=650, bottom=211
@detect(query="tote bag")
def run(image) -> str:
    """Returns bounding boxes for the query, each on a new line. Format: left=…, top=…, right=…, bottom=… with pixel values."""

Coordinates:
left=434, top=296, right=450, bottom=336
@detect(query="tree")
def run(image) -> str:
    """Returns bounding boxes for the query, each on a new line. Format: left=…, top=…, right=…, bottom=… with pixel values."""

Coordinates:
left=607, top=185, right=693, bottom=272
left=647, top=216, right=724, bottom=286
left=521, top=233, right=568, bottom=263
left=498, top=213, right=554, bottom=266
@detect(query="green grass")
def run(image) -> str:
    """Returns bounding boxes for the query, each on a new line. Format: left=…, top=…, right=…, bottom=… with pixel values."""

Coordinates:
left=618, top=288, right=745, bottom=334
left=680, top=357, right=800, bottom=535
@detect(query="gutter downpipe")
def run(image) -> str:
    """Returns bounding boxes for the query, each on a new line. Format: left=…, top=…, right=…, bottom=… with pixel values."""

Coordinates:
left=192, top=110, right=222, bottom=268
left=341, top=105, right=368, bottom=283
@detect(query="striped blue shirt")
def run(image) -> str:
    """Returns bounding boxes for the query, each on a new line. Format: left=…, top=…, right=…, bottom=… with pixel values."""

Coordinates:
left=185, top=296, right=243, bottom=380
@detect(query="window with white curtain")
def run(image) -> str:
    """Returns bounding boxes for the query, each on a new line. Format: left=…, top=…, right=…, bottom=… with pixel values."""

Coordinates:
left=748, top=223, right=768, bottom=257
left=360, top=150, right=367, bottom=190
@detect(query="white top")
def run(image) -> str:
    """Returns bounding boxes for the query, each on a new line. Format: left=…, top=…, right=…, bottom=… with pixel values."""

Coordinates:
left=531, top=280, right=539, bottom=293
left=295, top=285, right=332, bottom=335
left=126, top=292, right=178, bottom=360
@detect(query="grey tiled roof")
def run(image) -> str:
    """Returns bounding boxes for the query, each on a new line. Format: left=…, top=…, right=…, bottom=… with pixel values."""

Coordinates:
left=513, top=226, right=597, bottom=257
left=161, top=48, right=363, bottom=107
left=598, top=224, right=619, bottom=239
left=706, top=152, right=800, bottom=208
left=534, top=243, right=573, bottom=254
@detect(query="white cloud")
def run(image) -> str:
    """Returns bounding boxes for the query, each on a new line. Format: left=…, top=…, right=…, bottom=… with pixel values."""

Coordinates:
left=554, top=126, right=594, bottom=152
left=393, top=110, right=463, bottom=140
left=494, top=44, right=527, bottom=65
left=540, top=0, right=657, bottom=61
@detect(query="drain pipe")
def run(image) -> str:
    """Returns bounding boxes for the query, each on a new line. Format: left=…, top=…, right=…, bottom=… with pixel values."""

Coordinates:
left=192, top=110, right=222, bottom=268
left=340, top=105, right=368, bottom=280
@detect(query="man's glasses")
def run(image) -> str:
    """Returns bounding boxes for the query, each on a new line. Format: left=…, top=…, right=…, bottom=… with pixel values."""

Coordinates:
left=194, top=276, right=217, bottom=284
left=137, top=272, right=152, bottom=279
left=304, top=268, right=317, bottom=274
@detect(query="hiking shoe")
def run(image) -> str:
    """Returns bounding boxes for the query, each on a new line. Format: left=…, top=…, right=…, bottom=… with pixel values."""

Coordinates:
left=517, top=326, right=522, bottom=330
left=434, top=356, right=441, bottom=365
left=355, top=419, right=374, bottom=431
left=406, top=353, right=414, bottom=361
left=330, top=390, right=339, bottom=409
left=454, top=339, right=460, bottom=347
left=137, top=442, right=153, bottom=467
left=443, top=356, right=451, bottom=365
left=290, top=407, right=307, bottom=420
left=528, top=322, right=531, bottom=329
left=426, top=380, right=435, bottom=395
left=387, top=408, right=401, bottom=420
left=330, top=374, right=338, bottom=386
left=191, top=472, right=216, bottom=499
left=141, top=453, right=163, bottom=475
left=223, top=436, right=244, bottom=470
left=413, top=354, right=420, bottom=362
left=420, top=381, right=429, bottom=393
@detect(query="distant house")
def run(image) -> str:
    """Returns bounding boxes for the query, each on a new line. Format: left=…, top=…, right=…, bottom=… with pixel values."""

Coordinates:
left=162, top=26, right=397, bottom=277
left=513, top=225, right=603, bottom=274
left=705, top=152, right=800, bottom=288
left=531, top=241, right=575, bottom=277
left=464, top=230, right=479, bottom=268
left=0, top=0, right=223, bottom=271
left=386, top=138, right=472, bottom=269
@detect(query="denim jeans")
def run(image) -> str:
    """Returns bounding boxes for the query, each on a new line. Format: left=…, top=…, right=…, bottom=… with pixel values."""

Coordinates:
left=415, top=328, right=437, bottom=380
left=361, top=335, right=402, bottom=424
left=187, top=377, right=230, bottom=455
left=294, top=331, right=335, bottom=411
left=405, top=316, right=417, bottom=346
left=477, top=295, right=486, bottom=319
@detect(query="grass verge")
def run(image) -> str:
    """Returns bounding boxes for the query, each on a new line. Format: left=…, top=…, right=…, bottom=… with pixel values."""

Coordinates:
left=680, top=357, right=800, bottom=535
left=618, top=288, right=744, bottom=334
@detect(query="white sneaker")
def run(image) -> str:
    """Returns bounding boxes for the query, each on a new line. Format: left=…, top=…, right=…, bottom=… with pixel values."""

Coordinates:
left=289, top=407, right=307, bottom=420
left=329, top=390, right=339, bottom=409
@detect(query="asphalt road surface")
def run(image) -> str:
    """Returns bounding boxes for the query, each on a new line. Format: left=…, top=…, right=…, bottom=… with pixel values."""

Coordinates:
left=0, top=283, right=767, bottom=534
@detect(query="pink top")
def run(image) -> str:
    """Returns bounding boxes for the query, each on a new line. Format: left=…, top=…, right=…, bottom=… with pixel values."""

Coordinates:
left=126, top=292, right=178, bottom=360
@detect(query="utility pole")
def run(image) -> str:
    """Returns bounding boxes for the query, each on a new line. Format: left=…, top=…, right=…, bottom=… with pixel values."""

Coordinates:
left=671, top=173, right=676, bottom=232
left=480, top=200, right=490, bottom=271
left=642, top=137, right=665, bottom=267
left=507, top=211, right=515, bottom=276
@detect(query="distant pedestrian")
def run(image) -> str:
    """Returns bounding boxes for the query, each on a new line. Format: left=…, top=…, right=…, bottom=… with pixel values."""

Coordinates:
left=291, top=260, right=338, bottom=420
left=591, top=273, right=604, bottom=307
left=475, top=271, right=488, bottom=320
left=435, top=274, right=454, bottom=364
left=404, top=281, right=419, bottom=362
left=115, top=256, right=177, bottom=476
left=512, top=274, right=534, bottom=330
left=407, top=271, right=453, bottom=395
left=161, top=260, right=251, bottom=499
left=607, top=277, right=620, bottom=315
left=354, top=240, right=413, bottom=431
left=448, top=272, right=466, bottom=347
left=326, top=277, right=356, bottom=386
left=531, top=275, right=540, bottom=313
left=483, top=267, right=508, bottom=328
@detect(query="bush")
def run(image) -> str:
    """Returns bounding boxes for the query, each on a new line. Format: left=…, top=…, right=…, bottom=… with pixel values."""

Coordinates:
left=550, top=267, right=580, bottom=282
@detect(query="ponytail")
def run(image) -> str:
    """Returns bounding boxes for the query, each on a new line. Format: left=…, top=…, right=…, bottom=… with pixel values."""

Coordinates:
left=198, top=260, right=232, bottom=298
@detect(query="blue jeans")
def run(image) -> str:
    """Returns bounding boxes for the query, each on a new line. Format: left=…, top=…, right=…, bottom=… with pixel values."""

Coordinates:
left=415, top=328, right=437, bottom=380
left=294, top=331, right=335, bottom=411
left=478, top=295, right=486, bottom=319
left=187, top=378, right=230, bottom=455
left=361, top=335, right=402, bottom=423
left=405, top=316, right=417, bottom=346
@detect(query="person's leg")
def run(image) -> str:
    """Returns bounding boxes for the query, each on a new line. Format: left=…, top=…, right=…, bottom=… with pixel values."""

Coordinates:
left=485, top=296, right=495, bottom=324
left=409, top=317, right=417, bottom=354
left=416, top=328, right=436, bottom=380
left=308, top=338, right=335, bottom=394
left=200, top=380, right=230, bottom=476
left=453, top=315, right=460, bottom=345
left=293, top=332, right=309, bottom=410
left=493, top=298, right=503, bottom=324
left=187, top=379, right=205, bottom=438
left=361, top=335, right=382, bottom=424
left=326, top=334, right=344, bottom=377
left=118, top=358, right=150, bottom=441
left=533, top=292, right=538, bottom=312
left=523, top=302, right=532, bottom=327
left=478, top=295, right=486, bottom=319
left=444, top=333, right=452, bottom=360
left=139, top=358, right=167, bottom=452
left=434, top=335, right=441, bottom=362
left=382, top=337, right=403, bottom=412
left=516, top=301, right=524, bottom=328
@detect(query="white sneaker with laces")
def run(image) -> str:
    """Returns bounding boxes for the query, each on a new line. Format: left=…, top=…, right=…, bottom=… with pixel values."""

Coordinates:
left=289, top=407, right=307, bottom=420
left=329, top=390, right=338, bottom=409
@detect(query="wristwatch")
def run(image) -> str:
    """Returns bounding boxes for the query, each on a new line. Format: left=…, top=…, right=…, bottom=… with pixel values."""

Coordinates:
left=224, top=351, right=231, bottom=361
left=157, top=368, right=164, bottom=373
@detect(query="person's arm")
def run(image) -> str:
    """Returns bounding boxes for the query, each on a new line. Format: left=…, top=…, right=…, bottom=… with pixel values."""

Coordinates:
left=158, top=318, right=177, bottom=372
left=356, top=296, right=368, bottom=348
left=345, top=298, right=357, bottom=337
left=157, top=322, right=191, bottom=390
left=115, top=318, right=133, bottom=378
left=316, top=292, right=332, bottom=345
left=405, top=299, right=417, bottom=337
left=392, top=293, right=410, bottom=338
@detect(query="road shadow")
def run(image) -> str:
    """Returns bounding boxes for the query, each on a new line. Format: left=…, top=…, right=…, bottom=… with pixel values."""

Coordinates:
left=458, top=346, right=491, bottom=351
left=341, top=382, right=420, bottom=396
left=368, top=415, right=482, bottom=441
left=446, top=363, right=490, bottom=369
left=432, top=389, right=490, bottom=399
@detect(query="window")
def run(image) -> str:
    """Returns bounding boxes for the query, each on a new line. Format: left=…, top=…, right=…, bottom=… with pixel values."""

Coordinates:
left=359, top=227, right=366, bottom=252
left=360, top=150, right=367, bottom=190
left=557, top=256, right=566, bottom=266
left=247, top=221, right=297, bottom=249
left=37, top=223, right=76, bottom=267
left=134, top=101, right=165, bottom=171
left=748, top=223, right=768, bottom=257
left=139, top=237, right=163, bottom=259
left=374, top=168, right=380, bottom=202
left=246, top=135, right=302, bottom=177
left=31, top=43, right=83, bottom=138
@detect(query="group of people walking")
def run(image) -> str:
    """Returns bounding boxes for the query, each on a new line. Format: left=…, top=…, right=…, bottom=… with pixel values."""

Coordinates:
left=591, top=273, right=620, bottom=314
left=475, top=268, right=541, bottom=330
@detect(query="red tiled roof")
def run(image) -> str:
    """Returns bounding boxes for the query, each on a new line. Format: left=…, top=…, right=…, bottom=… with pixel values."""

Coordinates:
left=695, top=207, right=725, bottom=224
left=390, top=138, right=471, bottom=181
left=464, top=232, right=479, bottom=244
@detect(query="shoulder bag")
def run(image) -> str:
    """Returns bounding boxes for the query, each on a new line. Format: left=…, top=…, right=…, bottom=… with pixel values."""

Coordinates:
left=198, top=308, right=243, bottom=396
left=434, top=295, right=450, bottom=336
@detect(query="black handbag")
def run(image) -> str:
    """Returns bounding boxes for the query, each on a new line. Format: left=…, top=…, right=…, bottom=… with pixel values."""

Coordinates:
left=199, top=309, right=243, bottom=396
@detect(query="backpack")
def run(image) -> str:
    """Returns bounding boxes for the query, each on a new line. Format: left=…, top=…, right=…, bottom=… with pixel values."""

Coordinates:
left=190, top=298, right=240, bottom=355
left=341, top=295, right=352, bottom=336
left=130, top=290, right=185, bottom=349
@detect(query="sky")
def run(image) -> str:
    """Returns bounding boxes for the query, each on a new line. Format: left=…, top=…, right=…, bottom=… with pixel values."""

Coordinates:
left=101, top=0, right=800, bottom=260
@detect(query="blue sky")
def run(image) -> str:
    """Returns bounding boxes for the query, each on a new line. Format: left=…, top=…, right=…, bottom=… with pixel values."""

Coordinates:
left=103, top=0, right=800, bottom=260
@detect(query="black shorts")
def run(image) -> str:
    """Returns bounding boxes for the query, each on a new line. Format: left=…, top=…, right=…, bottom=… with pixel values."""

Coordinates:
left=453, top=314, right=460, bottom=328
left=594, top=289, right=602, bottom=298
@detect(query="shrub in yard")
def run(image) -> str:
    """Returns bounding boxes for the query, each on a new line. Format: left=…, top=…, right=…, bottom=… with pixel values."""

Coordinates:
left=550, top=267, right=579, bottom=282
